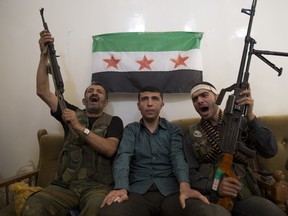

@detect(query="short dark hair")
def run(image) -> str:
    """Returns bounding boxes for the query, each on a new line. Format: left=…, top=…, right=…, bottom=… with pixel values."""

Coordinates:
left=84, top=81, right=109, bottom=99
left=138, top=86, right=163, bottom=101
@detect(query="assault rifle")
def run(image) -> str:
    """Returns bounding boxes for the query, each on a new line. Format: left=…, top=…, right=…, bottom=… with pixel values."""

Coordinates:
left=40, top=8, right=76, bottom=136
left=213, top=0, right=288, bottom=211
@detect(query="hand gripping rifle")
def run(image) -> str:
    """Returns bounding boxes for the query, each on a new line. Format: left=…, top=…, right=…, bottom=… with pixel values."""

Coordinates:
left=40, top=8, right=77, bottom=136
left=212, top=0, right=288, bottom=211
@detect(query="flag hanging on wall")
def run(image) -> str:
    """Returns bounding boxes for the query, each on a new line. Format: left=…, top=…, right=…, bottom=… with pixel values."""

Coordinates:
left=91, top=31, right=203, bottom=93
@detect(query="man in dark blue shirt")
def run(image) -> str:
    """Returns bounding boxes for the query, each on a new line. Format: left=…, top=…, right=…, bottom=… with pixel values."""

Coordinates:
left=99, top=86, right=228, bottom=216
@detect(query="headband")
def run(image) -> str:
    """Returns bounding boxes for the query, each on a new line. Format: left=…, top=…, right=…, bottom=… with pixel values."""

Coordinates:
left=190, top=84, right=218, bottom=96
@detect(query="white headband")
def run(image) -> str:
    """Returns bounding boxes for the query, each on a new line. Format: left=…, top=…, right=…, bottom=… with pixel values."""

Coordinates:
left=190, top=84, right=218, bottom=96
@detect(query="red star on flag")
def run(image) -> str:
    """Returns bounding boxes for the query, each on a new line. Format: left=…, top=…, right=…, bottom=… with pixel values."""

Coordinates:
left=170, top=54, right=189, bottom=68
left=136, top=55, right=154, bottom=70
left=103, top=55, right=121, bottom=69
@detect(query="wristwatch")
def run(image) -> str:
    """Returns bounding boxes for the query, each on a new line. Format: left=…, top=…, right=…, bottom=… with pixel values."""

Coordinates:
left=83, top=128, right=90, bottom=135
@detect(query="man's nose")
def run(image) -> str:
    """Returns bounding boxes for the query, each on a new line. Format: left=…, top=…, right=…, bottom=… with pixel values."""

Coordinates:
left=92, top=90, right=98, bottom=95
left=197, top=96, right=204, bottom=104
left=147, top=98, right=153, bottom=106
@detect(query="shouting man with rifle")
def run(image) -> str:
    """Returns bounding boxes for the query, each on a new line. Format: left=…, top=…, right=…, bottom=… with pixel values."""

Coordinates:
left=184, top=0, right=287, bottom=215
left=183, top=81, right=286, bottom=216
left=21, top=9, right=124, bottom=216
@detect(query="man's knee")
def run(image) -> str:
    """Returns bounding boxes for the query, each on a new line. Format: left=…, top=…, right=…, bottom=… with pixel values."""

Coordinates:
left=98, top=203, right=121, bottom=216
left=80, top=196, right=103, bottom=215
left=199, top=203, right=230, bottom=216
left=21, top=195, right=46, bottom=216
left=21, top=192, right=66, bottom=216
left=184, top=199, right=230, bottom=216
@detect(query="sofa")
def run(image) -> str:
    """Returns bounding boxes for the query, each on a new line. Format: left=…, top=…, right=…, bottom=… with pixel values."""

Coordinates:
left=0, top=129, right=64, bottom=216
left=1, top=115, right=288, bottom=215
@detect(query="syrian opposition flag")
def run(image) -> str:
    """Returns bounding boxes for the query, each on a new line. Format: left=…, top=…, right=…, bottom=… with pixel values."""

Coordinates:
left=91, top=32, right=203, bottom=93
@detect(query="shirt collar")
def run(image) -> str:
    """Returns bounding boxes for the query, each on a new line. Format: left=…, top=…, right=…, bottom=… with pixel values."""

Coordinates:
left=139, top=117, right=168, bottom=130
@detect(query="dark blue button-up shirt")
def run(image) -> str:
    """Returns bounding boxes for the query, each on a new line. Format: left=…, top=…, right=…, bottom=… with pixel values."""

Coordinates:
left=113, top=117, right=190, bottom=196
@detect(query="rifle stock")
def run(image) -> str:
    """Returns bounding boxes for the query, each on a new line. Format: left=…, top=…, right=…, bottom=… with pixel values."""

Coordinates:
left=40, top=8, right=77, bottom=137
left=216, top=153, right=238, bottom=211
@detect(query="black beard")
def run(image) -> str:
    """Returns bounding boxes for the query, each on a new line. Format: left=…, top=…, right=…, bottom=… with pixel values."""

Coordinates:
left=86, top=106, right=102, bottom=114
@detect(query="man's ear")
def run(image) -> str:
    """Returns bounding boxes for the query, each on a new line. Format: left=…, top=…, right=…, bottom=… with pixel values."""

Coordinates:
left=137, top=102, right=140, bottom=110
left=82, top=98, right=87, bottom=106
left=104, top=99, right=109, bottom=107
left=161, top=102, right=164, bottom=108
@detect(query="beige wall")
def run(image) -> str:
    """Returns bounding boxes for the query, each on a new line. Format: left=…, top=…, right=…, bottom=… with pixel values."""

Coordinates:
left=1, top=0, right=288, bottom=179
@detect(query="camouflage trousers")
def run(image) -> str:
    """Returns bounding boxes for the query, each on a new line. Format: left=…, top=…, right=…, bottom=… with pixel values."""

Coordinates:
left=21, top=180, right=112, bottom=216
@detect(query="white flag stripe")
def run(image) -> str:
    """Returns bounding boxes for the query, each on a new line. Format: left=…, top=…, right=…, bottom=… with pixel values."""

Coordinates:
left=92, top=50, right=202, bottom=72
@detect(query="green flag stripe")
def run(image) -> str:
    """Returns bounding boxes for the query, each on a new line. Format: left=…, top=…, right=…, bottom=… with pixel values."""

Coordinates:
left=92, top=32, right=203, bottom=52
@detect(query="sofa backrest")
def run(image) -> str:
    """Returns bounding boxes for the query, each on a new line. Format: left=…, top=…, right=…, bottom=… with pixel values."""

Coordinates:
left=257, top=115, right=288, bottom=181
left=36, top=115, right=288, bottom=187
left=36, top=129, right=64, bottom=187
left=171, top=118, right=200, bottom=132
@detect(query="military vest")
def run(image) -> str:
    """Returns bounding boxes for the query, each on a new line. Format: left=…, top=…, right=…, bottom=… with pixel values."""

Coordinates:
left=56, top=110, right=114, bottom=185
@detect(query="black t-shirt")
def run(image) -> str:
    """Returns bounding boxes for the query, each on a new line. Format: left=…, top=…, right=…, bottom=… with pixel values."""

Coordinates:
left=51, top=101, right=123, bottom=140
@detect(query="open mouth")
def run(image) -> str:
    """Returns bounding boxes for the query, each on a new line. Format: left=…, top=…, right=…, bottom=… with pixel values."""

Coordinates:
left=200, top=106, right=209, bottom=112
left=199, top=106, right=209, bottom=116
left=89, top=95, right=99, bottom=102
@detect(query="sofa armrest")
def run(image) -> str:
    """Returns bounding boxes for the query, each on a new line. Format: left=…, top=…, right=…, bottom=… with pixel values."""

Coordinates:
left=0, top=170, right=39, bottom=206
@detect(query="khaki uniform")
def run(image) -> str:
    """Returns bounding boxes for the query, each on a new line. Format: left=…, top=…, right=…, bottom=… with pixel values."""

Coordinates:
left=22, top=111, right=114, bottom=216
left=57, top=110, right=113, bottom=185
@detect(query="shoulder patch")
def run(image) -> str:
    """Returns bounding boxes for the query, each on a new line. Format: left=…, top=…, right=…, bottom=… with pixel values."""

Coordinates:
left=193, top=130, right=202, bottom=138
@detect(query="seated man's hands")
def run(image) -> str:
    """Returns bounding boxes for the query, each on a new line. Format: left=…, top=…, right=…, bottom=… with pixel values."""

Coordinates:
left=179, top=182, right=209, bottom=209
left=100, top=189, right=128, bottom=208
